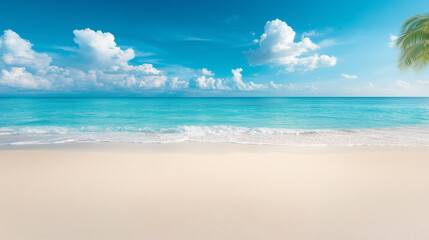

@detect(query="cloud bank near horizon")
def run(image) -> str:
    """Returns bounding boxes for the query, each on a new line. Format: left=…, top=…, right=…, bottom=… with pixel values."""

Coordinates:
left=0, top=18, right=344, bottom=94
left=0, top=28, right=310, bottom=94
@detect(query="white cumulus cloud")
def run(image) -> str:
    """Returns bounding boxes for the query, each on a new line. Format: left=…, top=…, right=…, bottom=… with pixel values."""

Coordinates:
left=0, top=30, right=54, bottom=89
left=167, top=76, right=189, bottom=89
left=0, top=67, right=51, bottom=89
left=189, top=75, right=225, bottom=90
left=189, top=68, right=267, bottom=91
left=71, top=28, right=169, bottom=89
left=73, top=28, right=135, bottom=69
left=231, top=68, right=266, bottom=90
left=0, top=29, right=289, bottom=93
left=200, top=68, right=214, bottom=76
left=0, top=30, right=52, bottom=70
left=389, top=34, right=398, bottom=48
left=0, top=29, right=170, bottom=91
left=246, top=19, right=337, bottom=72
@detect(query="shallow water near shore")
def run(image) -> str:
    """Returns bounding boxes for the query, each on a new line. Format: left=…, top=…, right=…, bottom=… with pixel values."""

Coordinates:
left=1, top=97, right=429, bottom=146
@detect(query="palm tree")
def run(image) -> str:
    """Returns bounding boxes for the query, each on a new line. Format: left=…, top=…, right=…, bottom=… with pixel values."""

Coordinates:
left=396, top=14, right=429, bottom=72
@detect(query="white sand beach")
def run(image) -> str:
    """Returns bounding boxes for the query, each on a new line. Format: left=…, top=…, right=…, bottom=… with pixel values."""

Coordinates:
left=1, top=143, right=429, bottom=240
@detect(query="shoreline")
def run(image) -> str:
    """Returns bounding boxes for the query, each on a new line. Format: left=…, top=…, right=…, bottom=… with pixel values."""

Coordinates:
left=2, top=141, right=429, bottom=154
left=2, top=125, right=429, bottom=147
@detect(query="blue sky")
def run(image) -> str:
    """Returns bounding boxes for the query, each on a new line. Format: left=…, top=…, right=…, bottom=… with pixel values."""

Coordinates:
left=0, top=0, right=428, bottom=96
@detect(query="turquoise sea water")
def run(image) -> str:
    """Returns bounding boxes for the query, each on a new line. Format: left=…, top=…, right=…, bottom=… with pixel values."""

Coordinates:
left=1, top=97, right=429, bottom=146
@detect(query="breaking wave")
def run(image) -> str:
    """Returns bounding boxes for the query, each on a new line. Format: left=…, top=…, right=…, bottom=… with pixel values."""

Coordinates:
left=1, top=125, right=429, bottom=146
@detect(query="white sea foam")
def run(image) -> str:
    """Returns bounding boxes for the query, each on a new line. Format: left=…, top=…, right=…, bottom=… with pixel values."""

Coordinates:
left=1, top=125, right=429, bottom=146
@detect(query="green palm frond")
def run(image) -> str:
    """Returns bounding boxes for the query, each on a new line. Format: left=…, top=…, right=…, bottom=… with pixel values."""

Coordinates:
left=396, top=14, right=429, bottom=72
left=396, top=28, right=429, bottom=48
left=399, top=15, right=429, bottom=33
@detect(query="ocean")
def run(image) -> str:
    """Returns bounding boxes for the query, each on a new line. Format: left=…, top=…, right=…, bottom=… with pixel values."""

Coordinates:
left=1, top=97, right=429, bottom=146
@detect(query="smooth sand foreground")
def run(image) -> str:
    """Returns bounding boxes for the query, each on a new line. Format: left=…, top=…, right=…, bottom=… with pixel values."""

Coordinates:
left=1, top=143, right=429, bottom=240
